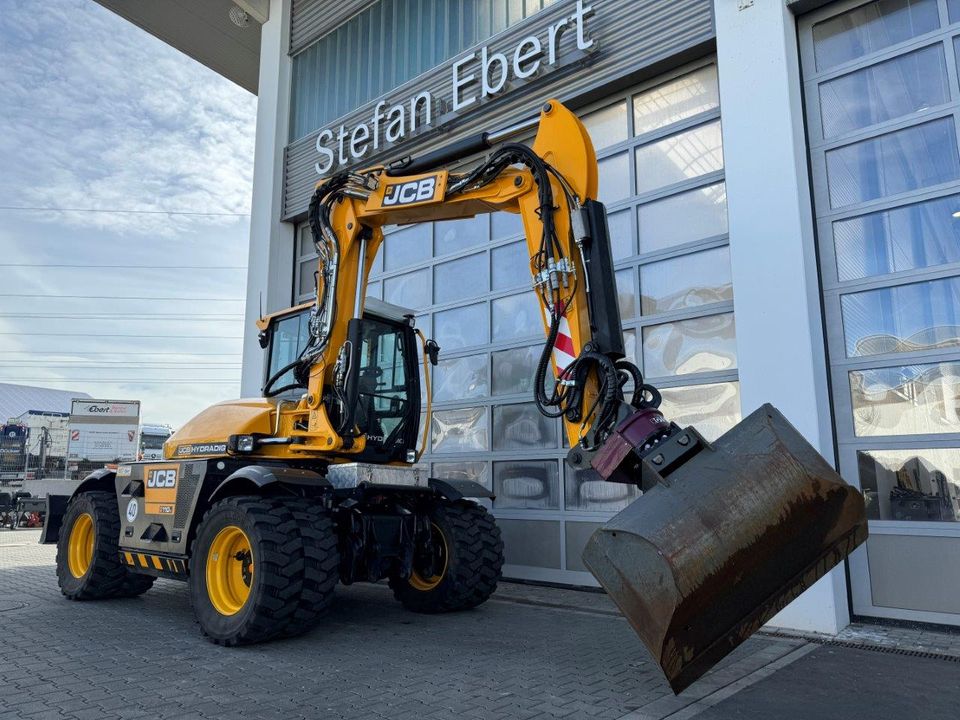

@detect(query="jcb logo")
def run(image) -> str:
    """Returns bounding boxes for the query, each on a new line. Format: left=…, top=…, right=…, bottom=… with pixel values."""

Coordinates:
left=382, top=176, right=438, bottom=206
left=147, top=469, right=177, bottom=489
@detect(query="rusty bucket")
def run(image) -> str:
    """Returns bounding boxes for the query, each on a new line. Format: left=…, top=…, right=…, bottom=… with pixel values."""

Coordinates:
left=582, top=404, right=867, bottom=694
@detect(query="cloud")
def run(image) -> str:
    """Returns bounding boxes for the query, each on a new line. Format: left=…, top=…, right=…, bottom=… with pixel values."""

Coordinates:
left=0, top=214, right=248, bottom=426
left=0, top=0, right=257, bottom=237
left=0, top=0, right=257, bottom=426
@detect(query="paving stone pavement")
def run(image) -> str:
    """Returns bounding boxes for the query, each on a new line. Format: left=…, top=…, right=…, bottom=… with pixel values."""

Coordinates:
left=0, top=528, right=813, bottom=720
left=6, top=528, right=959, bottom=719
left=490, top=567, right=960, bottom=661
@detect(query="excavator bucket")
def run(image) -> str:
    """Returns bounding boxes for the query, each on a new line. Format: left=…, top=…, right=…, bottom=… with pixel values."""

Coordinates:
left=582, top=404, right=867, bottom=694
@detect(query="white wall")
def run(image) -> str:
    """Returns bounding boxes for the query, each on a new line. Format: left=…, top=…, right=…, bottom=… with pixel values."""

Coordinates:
left=714, top=0, right=850, bottom=634
left=241, top=0, right=295, bottom=396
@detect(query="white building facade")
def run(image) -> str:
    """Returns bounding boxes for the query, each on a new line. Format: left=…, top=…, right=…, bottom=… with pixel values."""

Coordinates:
left=103, top=0, right=960, bottom=635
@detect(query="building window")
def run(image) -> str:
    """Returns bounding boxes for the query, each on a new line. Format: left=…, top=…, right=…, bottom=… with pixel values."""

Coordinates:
left=811, top=0, right=939, bottom=72
left=289, top=0, right=561, bottom=140
left=859, top=449, right=960, bottom=521
left=802, top=0, right=960, bottom=526
left=494, top=460, right=560, bottom=510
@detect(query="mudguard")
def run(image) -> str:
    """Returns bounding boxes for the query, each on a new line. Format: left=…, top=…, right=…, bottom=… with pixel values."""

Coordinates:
left=39, top=469, right=116, bottom=544
left=39, top=494, right=69, bottom=544
left=209, top=464, right=331, bottom=502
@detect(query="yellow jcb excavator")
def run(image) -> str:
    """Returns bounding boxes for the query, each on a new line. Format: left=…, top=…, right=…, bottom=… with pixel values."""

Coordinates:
left=41, top=100, right=867, bottom=694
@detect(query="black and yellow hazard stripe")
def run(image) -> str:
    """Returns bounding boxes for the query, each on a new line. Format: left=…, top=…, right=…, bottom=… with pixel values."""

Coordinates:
left=121, top=551, right=187, bottom=576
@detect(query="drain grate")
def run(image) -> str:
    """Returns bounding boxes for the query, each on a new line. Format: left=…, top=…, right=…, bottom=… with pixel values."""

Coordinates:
left=761, top=630, right=960, bottom=663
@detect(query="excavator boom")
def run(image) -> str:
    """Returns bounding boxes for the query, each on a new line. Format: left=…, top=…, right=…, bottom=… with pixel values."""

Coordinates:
left=264, top=100, right=868, bottom=692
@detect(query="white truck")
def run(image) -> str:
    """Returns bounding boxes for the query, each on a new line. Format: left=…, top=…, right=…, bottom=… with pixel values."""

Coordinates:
left=66, top=399, right=141, bottom=467
left=138, top=423, right=172, bottom=461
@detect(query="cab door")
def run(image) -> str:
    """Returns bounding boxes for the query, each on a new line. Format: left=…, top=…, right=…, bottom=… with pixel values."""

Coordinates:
left=347, top=316, right=421, bottom=464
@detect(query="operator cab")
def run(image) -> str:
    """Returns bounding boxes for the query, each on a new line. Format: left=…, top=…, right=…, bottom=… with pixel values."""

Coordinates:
left=259, top=298, right=425, bottom=464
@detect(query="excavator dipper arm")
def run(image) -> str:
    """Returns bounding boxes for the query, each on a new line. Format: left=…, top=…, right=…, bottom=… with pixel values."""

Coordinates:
left=275, top=100, right=636, bottom=461
left=281, top=100, right=868, bottom=694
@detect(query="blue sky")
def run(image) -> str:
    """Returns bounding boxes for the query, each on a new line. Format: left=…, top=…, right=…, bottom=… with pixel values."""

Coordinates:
left=0, top=0, right=257, bottom=426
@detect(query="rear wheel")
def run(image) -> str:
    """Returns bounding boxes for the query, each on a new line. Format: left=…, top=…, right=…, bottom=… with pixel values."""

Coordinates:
left=390, top=500, right=504, bottom=613
left=56, top=491, right=155, bottom=600
left=189, top=496, right=305, bottom=645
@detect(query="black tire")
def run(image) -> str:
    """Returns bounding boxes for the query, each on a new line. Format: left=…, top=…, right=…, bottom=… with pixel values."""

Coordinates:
left=56, top=491, right=156, bottom=600
left=117, top=572, right=156, bottom=597
left=275, top=498, right=340, bottom=638
left=389, top=500, right=504, bottom=613
left=189, top=496, right=305, bottom=646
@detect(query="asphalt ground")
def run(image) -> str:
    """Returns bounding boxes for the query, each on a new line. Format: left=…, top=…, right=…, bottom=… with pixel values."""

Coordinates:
left=2, top=529, right=958, bottom=720
left=696, top=644, right=960, bottom=720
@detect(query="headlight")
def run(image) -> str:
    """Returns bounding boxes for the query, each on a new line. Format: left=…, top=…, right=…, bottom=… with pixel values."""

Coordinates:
left=228, top=434, right=256, bottom=453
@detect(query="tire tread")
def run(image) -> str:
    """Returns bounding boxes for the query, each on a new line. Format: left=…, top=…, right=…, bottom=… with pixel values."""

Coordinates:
left=274, top=497, right=339, bottom=637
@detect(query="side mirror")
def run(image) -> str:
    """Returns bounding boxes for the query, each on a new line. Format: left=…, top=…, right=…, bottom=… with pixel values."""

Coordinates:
left=426, top=339, right=440, bottom=366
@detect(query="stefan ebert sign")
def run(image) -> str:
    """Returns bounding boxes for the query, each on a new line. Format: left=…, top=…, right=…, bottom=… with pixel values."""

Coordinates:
left=314, top=0, right=597, bottom=176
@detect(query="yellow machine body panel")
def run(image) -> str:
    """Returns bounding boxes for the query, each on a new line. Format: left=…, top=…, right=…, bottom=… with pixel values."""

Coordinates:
left=164, top=399, right=276, bottom=459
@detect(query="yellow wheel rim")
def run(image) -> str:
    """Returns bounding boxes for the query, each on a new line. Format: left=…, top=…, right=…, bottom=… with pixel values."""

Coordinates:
left=409, top=522, right=448, bottom=592
left=67, top=512, right=95, bottom=579
left=206, top=525, right=254, bottom=616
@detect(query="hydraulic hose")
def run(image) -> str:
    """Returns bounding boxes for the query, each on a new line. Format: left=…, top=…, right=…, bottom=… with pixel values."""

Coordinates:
left=414, top=329, right=433, bottom=462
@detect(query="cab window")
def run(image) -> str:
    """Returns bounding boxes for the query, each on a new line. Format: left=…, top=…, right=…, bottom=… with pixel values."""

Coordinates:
left=141, top=435, right=166, bottom=450
left=267, top=310, right=311, bottom=390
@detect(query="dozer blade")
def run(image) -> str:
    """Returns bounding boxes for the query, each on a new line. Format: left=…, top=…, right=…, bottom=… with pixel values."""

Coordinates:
left=582, top=404, right=867, bottom=695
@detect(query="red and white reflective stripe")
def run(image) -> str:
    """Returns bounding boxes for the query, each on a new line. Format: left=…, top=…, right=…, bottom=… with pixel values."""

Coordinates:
left=544, top=308, right=577, bottom=378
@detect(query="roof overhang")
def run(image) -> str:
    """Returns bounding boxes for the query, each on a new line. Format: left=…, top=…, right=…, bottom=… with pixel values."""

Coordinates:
left=93, top=0, right=264, bottom=95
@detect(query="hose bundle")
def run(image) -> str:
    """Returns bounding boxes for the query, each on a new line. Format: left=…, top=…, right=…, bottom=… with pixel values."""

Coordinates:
left=263, top=174, right=349, bottom=398
left=449, top=147, right=660, bottom=447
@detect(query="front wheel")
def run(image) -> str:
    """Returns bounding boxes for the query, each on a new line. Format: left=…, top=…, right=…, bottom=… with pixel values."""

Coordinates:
left=56, top=491, right=155, bottom=600
left=188, top=497, right=305, bottom=645
left=390, top=501, right=504, bottom=613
